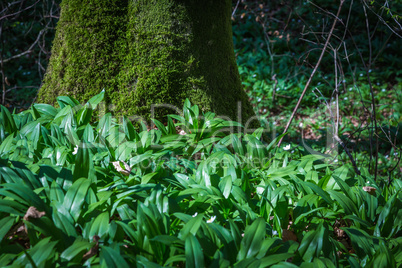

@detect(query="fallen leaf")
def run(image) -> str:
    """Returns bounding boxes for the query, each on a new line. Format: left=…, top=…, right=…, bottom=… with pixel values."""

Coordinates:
left=282, top=229, right=297, bottom=242
left=23, top=206, right=45, bottom=221
left=112, top=161, right=131, bottom=176
left=83, top=235, right=100, bottom=261
left=362, top=186, right=376, bottom=195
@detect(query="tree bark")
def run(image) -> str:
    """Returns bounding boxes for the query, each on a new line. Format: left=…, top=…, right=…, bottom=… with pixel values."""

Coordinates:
left=38, top=0, right=256, bottom=125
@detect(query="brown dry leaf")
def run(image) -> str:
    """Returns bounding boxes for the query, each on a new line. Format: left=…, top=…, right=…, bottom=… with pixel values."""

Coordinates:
left=362, top=186, right=376, bottom=195
left=334, top=227, right=345, bottom=238
left=82, top=235, right=100, bottom=261
left=282, top=229, right=297, bottom=242
left=23, top=206, right=46, bottom=221
left=112, top=161, right=131, bottom=176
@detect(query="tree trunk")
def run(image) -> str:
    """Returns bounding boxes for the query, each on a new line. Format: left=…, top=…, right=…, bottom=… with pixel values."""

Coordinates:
left=38, top=0, right=256, bottom=125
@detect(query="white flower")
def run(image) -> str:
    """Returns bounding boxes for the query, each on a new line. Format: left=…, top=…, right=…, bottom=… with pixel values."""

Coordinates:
left=382, top=89, right=386, bottom=92
left=206, top=216, right=216, bottom=223
left=112, top=161, right=131, bottom=176
left=192, top=212, right=198, bottom=217
left=299, top=122, right=303, bottom=128
left=385, top=155, right=389, bottom=158
left=377, top=82, right=380, bottom=86
left=72, top=145, right=79, bottom=155
left=369, top=69, right=372, bottom=73
left=272, top=230, right=278, bottom=236
left=179, top=130, right=186, bottom=135
left=344, top=97, right=348, bottom=100
left=252, top=74, right=257, bottom=78
left=360, top=73, right=363, bottom=77
left=349, top=87, right=353, bottom=91
left=283, top=144, right=291, bottom=151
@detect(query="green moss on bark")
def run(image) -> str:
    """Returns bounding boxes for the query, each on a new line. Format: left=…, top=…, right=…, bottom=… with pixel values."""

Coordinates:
left=38, top=0, right=257, bottom=126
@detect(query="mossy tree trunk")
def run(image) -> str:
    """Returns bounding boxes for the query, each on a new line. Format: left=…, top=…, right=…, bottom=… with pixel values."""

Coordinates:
left=38, top=0, right=256, bottom=125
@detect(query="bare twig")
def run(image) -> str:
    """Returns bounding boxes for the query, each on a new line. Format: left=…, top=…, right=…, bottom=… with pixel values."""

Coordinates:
left=232, top=0, right=241, bottom=18
left=278, top=0, right=345, bottom=147
left=0, top=22, right=5, bottom=105
left=334, top=135, right=361, bottom=175
left=362, top=0, right=402, bottom=38
left=362, top=2, right=379, bottom=180
left=272, top=74, right=278, bottom=103
left=0, top=28, right=45, bottom=64
left=0, top=0, right=40, bottom=21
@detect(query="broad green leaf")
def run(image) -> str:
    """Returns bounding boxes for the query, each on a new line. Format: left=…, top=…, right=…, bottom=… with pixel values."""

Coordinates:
left=76, top=105, right=93, bottom=126
left=63, top=178, right=91, bottom=222
left=152, top=119, right=168, bottom=136
left=100, top=245, right=129, bottom=268
left=1, top=183, right=46, bottom=212
left=343, top=227, right=375, bottom=259
left=298, top=221, right=329, bottom=262
left=52, top=207, right=78, bottom=237
left=305, top=182, right=333, bottom=205
left=32, top=104, right=58, bottom=118
left=73, top=142, right=94, bottom=180
left=0, top=216, right=15, bottom=243
left=87, top=89, right=105, bottom=109
left=177, top=213, right=203, bottom=239
left=328, top=190, right=360, bottom=216
left=237, top=218, right=266, bottom=260
left=258, top=253, right=294, bottom=267
left=0, top=105, right=17, bottom=134
left=136, top=255, right=164, bottom=268
left=0, top=199, right=27, bottom=216
left=87, top=211, right=110, bottom=238
left=185, top=235, right=204, bottom=268
left=61, top=237, right=92, bottom=261
left=219, top=175, right=233, bottom=199
left=57, top=96, right=80, bottom=109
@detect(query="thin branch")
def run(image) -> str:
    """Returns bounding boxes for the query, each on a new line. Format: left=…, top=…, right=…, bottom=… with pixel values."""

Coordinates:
left=0, top=0, right=40, bottom=21
left=278, top=0, right=345, bottom=147
left=361, top=0, right=402, bottom=38
left=232, top=0, right=241, bottom=18
left=362, top=1, right=379, bottom=180
left=0, top=28, right=45, bottom=64
left=334, top=135, right=361, bottom=175
left=0, top=22, right=6, bottom=105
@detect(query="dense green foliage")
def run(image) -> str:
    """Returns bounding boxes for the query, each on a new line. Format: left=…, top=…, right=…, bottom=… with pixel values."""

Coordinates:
left=1, top=1, right=401, bottom=266
left=232, top=0, right=402, bottom=178
left=0, top=92, right=401, bottom=267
